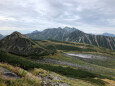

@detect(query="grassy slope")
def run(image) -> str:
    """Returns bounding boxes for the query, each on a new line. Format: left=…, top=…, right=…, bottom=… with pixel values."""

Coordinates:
left=0, top=51, right=112, bottom=86
left=0, top=63, right=41, bottom=86
left=30, top=68, right=95, bottom=86
left=35, top=40, right=115, bottom=56
left=35, top=40, right=115, bottom=84
left=36, top=40, right=115, bottom=69
left=48, top=53, right=115, bottom=78
left=0, top=63, right=95, bottom=86
left=0, top=40, right=115, bottom=86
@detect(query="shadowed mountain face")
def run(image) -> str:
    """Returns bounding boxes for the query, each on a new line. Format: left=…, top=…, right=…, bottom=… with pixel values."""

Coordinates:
left=0, top=32, right=47, bottom=56
left=0, top=34, right=3, bottom=40
left=26, top=27, right=115, bottom=50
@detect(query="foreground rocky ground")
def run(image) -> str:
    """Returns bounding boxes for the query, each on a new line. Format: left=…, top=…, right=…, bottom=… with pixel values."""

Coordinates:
left=0, top=67, right=20, bottom=79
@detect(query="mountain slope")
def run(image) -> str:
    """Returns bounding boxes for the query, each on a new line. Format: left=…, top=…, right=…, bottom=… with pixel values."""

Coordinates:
left=26, top=27, right=115, bottom=50
left=0, top=31, right=47, bottom=56
left=26, top=27, right=76, bottom=40
left=65, top=30, right=115, bottom=50
left=0, top=34, right=3, bottom=40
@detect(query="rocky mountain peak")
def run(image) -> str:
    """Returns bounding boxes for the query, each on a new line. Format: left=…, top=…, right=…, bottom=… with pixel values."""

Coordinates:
left=32, top=30, right=39, bottom=33
left=10, top=31, right=27, bottom=39
left=63, top=27, right=77, bottom=33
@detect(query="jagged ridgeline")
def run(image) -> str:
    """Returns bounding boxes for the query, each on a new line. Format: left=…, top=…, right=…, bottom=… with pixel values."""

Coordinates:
left=0, top=31, right=52, bottom=56
left=26, top=27, right=115, bottom=50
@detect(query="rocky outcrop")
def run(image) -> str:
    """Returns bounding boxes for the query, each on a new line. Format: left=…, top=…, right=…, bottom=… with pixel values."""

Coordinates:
left=35, top=68, right=71, bottom=86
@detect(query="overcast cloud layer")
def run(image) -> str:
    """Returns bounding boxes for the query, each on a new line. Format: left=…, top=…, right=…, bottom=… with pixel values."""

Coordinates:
left=0, top=0, right=115, bottom=35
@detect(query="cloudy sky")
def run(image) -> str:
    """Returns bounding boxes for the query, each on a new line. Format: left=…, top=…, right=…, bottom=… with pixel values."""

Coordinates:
left=0, top=0, right=115, bottom=35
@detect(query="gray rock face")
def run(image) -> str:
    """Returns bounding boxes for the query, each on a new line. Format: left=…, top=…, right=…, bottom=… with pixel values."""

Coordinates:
left=3, top=72, right=20, bottom=79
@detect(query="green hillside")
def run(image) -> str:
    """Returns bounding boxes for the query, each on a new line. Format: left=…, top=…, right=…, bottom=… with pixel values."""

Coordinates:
left=0, top=39, right=115, bottom=86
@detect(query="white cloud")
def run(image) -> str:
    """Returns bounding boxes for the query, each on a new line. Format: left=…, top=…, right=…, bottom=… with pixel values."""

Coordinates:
left=107, top=19, right=115, bottom=26
left=0, top=16, right=17, bottom=21
left=0, top=0, right=115, bottom=35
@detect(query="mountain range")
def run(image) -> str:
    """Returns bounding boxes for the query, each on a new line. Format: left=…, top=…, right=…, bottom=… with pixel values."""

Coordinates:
left=102, top=32, right=115, bottom=37
left=26, top=27, right=77, bottom=40
left=26, top=27, right=115, bottom=50
left=0, top=27, right=115, bottom=50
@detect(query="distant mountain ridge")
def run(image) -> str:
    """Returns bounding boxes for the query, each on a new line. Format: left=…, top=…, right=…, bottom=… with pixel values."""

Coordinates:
left=26, top=27, right=115, bottom=50
left=102, top=32, right=115, bottom=37
left=26, top=27, right=77, bottom=40
left=32, top=30, right=40, bottom=33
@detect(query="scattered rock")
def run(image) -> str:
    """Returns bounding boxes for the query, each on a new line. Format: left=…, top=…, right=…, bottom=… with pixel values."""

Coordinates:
left=3, top=72, right=20, bottom=79
left=38, top=72, right=71, bottom=86
left=0, top=67, right=20, bottom=79
left=50, top=74, right=62, bottom=81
